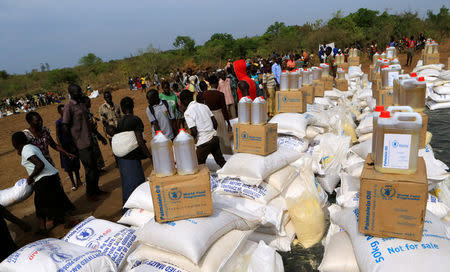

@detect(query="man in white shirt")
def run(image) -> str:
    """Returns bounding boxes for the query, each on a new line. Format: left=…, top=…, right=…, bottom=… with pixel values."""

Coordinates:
left=180, top=90, right=226, bottom=167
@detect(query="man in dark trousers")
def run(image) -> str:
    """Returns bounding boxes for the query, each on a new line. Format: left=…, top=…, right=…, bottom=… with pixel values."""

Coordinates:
left=180, top=90, right=226, bottom=167
left=63, top=83, right=107, bottom=201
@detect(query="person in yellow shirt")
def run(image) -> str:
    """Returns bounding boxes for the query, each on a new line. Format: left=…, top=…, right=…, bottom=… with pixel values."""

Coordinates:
left=141, top=77, right=147, bottom=92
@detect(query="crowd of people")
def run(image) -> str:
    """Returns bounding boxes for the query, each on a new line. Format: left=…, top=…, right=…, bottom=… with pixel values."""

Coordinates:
left=0, top=92, right=61, bottom=118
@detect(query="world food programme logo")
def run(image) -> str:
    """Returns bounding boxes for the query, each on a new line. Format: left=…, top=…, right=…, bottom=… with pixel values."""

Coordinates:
left=380, top=185, right=396, bottom=199
left=86, top=240, right=100, bottom=250
left=282, top=96, right=288, bottom=103
left=76, top=227, right=94, bottom=241
left=50, top=252, right=73, bottom=263
left=169, top=188, right=182, bottom=200
left=241, top=131, right=248, bottom=141
left=392, top=140, right=399, bottom=148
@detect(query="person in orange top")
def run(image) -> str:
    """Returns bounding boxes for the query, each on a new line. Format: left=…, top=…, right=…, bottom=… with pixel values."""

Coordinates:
left=406, top=35, right=415, bottom=67
left=287, top=55, right=295, bottom=70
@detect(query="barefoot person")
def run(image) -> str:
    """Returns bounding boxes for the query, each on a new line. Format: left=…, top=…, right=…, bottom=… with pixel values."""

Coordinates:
left=12, top=132, right=72, bottom=234
left=63, top=83, right=107, bottom=201
left=56, top=105, right=82, bottom=191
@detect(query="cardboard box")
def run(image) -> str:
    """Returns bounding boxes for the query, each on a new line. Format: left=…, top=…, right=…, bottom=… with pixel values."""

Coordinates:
left=312, top=80, right=325, bottom=98
left=301, top=85, right=314, bottom=104
left=375, top=88, right=393, bottom=107
left=424, top=53, right=440, bottom=65
left=323, top=75, right=333, bottom=90
left=447, top=56, right=450, bottom=70
left=369, top=65, right=374, bottom=82
left=335, top=78, right=348, bottom=91
left=358, top=156, right=427, bottom=241
left=275, top=91, right=305, bottom=113
left=348, top=56, right=360, bottom=66
left=150, top=165, right=213, bottom=223
left=233, top=123, right=277, bottom=155
left=371, top=74, right=382, bottom=97
left=419, top=112, right=428, bottom=149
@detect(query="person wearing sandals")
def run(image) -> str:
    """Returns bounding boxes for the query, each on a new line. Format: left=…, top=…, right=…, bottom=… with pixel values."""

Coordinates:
left=12, top=132, right=72, bottom=234
left=56, top=105, right=82, bottom=191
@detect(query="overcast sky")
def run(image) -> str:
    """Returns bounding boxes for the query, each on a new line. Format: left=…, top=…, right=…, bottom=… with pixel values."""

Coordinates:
left=0, top=0, right=446, bottom=74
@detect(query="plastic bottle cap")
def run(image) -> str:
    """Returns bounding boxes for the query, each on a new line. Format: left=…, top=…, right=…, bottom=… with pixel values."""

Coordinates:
left=381, top=65, right=389, bottom=69
left=156, top=130, right=163, bottom=135
left=410, top=72, right=417, bottom=77
left=375, top=105, right=385, bottom=112
left=246, top=96, right=251, bottom=99
left=418, top=77, right=425, bottom=82
left=178, top=128, right=186, bottom=133
left=259, top=96, right=264, bottom=99
left=379, top=111, right=391, bottom=118
left=282, top=70, right=287, bottom=72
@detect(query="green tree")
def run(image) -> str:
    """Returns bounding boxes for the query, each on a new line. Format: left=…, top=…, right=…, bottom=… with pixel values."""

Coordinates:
left=46, top=68, right=79, bottom=93
left=265, top=22, right=287, bottom=36
left=426, top=6, right=450, bottom=40
left=0, top=70, right=9, bottom=79
left=173, top=36, right=196, bottom=54
left=79, top=53, right=103, bottom=66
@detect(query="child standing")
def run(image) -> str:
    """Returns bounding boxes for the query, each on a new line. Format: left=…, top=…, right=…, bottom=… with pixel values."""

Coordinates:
left=56, top=105, right=82, bottom=191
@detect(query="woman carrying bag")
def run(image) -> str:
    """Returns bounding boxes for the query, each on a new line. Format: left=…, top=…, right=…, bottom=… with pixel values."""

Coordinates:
left=112, top=97, right=152, bottom=210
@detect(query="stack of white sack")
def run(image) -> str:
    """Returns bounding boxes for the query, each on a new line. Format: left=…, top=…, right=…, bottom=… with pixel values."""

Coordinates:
left=319, top=190, right=450, bottom=272
left=116, top=179, right=283, bottom=272
left=213, top=112, right=329, bottom=253
left=310, top=133, right=352, bottom=194
left=413, top=64, right=445, bottom=82
left=0, top=238, right=118, bottom=272
left=0, top=178, right=33, bottom=207
left=62, top=216, right=138, bottom=271
left=426, top=79, right=450, bottom=110
left=0, top=216, right=139, bottom=272
left=126, top=240, right=284, bottom=272
left=124, top=208, right=259, bottom=272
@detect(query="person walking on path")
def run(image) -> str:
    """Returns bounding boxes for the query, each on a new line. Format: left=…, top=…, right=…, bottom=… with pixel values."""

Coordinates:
left=63, top=83, right=107, bottom=201
left=180, top=90, right=226, bottom=167
left=116, top=97, right=152, bottom=208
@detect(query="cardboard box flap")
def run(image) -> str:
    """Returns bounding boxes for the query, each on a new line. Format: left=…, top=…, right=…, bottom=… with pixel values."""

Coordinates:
left=362, top=156, right=427, bottom=184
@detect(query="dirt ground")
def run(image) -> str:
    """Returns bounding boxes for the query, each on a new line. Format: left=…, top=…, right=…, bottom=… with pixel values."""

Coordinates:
left=1, top=43, right=449, bottom=249
left=0, top=88, right=154, bottom=246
